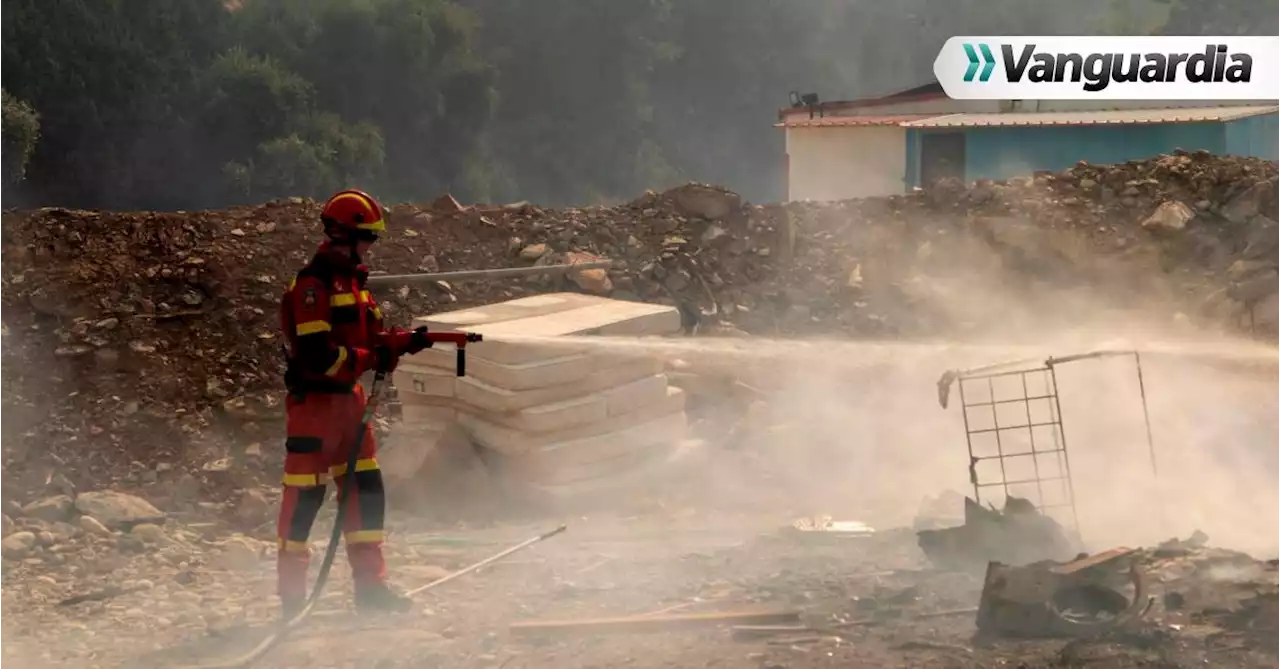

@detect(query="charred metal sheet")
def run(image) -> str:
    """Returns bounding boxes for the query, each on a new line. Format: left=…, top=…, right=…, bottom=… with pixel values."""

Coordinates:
left=976, top=557, right=1149, bottom=638
left=1051, top=547, right=1136, bottom=575
left=917, top=496, right=1079, bottom=571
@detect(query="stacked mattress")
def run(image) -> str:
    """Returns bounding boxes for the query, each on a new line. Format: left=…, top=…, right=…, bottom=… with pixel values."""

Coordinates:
left=388, top=293, right=691, bottom=497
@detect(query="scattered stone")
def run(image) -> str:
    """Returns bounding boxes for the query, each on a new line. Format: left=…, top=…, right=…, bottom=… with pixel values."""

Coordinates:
left=21, top=495, right=74, bottom=522
left=130, top=523, right=167, bottom=544
left=569, top=268, right=613, bottom=295
left=2, top=531, right=38, bottom=557
left=430, top=193, right=466, bottom=214
left=1221, top=181, right=1272, bottom=224
left=668, top=183, right=742, bottom=220
left=73, top=491, right=165, bottom=528
left=1141, top=200, right=1195, bottom=232
left=1242, top=217, right=1279, bottom=259
left=417, top=254, right=440, bottom=273
left=519, top=243, right=549, bottom=261
left=235, top=489, right=272, bottom=526
left=78, top=515, right=111, bottom=536
left=217, top=536, right=263, bottom=571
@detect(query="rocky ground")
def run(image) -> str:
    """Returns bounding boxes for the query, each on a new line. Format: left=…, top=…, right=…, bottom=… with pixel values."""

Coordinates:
left=1, top=490, right=1276, bottom=669
left=2, top=152, right=1277, bottom=668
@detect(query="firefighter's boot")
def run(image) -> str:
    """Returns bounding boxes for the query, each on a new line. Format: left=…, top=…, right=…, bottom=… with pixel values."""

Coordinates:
left=281, top=597, right=306, bottom=623
left=354, top=581, right=413, bottom=613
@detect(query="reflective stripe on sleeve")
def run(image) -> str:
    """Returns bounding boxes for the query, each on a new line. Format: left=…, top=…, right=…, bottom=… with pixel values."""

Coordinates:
left=296, top=320, right=332, bottom=336
left=324, top=347, right=349, bottom=377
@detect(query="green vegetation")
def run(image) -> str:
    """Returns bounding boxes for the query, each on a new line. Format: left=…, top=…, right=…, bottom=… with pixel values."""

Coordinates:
left=0, top=0, right=1272, bottom=208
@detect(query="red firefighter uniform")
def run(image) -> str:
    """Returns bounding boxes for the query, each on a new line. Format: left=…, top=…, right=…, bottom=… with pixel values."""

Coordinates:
left=276, top=189, right=424, bottom=613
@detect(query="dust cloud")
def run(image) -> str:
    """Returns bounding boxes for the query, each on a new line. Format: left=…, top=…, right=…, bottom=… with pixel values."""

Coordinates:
left=488, top=220, right=1278, bottom=559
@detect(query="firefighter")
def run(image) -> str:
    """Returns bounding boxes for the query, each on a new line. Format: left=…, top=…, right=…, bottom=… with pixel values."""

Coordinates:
left=276, top=189, right=431, bottom=617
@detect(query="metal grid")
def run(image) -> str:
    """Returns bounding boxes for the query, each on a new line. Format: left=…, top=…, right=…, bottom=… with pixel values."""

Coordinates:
left=939, top=350, right=1163, bottom=538
left=956, top=363, right=1080, bottom=530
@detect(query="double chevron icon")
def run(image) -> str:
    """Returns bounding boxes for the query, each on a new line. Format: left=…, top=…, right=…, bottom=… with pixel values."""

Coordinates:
left=962, top=43, right=997, bottom=82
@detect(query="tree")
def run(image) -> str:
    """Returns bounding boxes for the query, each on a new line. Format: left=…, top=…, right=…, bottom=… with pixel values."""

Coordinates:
left=226, top=113, right=386, bottom=201
left=1, top=89, right=40, bottom=187
left=1157, top=0, right=1278, bottom=35
left=197, top=48, right=316, bottom=174
left=463, top=0, right=678, bottom=205
left=649, top=0, right=847, bottom=203
left=1095, top=0, right=1170, bottom=35
left=0, top=0, right=227, bottom=208
left=232, top=0, right=495, bottom=202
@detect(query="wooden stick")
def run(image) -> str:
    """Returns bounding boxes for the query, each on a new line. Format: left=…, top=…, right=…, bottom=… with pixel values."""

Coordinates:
left=509, top=609, right=801, bottom=636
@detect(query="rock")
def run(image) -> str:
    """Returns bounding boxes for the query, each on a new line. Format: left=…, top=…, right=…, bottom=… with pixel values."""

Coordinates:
left=519, top=244, right=549, bottom=261
left=130, top=523, right=167, bottom=544
left=1141, top=201, right=1195, bottom=232
left=1221, top=182, right=1272, bottom=224
left=847, top=264, right=864, bottom=289
left=430, top=193, right=466, bottom=214
left=667, top=183, right=742, bottom=221
left=73, top=491, right=165, bottom=528
left=21, top=494, right=74, bottom=522
left=78, top=515, right=111, bottom=536
left=417, top=254, right=440, bottom=273
left=568, top=254, right=611, bottom=295
left=700, top=224, right=728, bottom=244
left=117, top=534, right=147, bottom=552
left=1241, top=217, right=1279, bottom=259
left=1226, top=259, right=1272, bottom=282
left=2, top=531, right=37, bottom=557
left=1251, top=291, right=1279, bottom=333
left=1230, top=270, right=1280, bottom=304
left=1, top=515, right=12, bottom=536
left=216, top=537, right=262, bottom=571
left=235, top=489, right=272, bottom=526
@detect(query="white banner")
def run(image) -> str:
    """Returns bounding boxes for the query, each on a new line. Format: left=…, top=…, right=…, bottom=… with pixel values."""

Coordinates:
left=934, top=36, right=1280, bottom=100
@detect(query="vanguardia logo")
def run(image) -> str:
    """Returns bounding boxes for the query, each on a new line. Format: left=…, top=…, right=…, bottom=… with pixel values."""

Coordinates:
left=962, top=42, right=1253, bottom=91
left=963, top=43, right=996, bottom=82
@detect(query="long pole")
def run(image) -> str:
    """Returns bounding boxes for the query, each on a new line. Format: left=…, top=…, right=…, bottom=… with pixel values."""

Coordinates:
left=406, top=524, right=568, bottom=596
left=366, top=261, right=615, bottom=288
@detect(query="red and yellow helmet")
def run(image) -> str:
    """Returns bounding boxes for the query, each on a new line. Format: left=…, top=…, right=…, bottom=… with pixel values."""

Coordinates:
left=320, top=189, right=386, bottom=239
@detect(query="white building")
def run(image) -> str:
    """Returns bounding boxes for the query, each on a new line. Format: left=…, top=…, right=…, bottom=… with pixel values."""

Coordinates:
left=778, top=82, right=1279, bottom=202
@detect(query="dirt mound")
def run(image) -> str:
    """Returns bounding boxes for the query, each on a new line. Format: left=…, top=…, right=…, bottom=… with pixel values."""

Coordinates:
left=1, top=154, right=1276, bottom=502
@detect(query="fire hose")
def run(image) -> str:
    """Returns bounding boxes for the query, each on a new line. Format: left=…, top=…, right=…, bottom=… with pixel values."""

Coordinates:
left=193, top=330, right=568, bottom=668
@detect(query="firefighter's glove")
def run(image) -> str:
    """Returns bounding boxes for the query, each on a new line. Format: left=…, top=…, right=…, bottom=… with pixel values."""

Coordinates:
left=404, top=326, right=433, bottom=355
left=374, top=344, right=400, bottom=374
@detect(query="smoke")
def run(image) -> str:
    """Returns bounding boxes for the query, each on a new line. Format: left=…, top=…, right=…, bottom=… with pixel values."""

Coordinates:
left=479, top=204, right=1280, bottom=559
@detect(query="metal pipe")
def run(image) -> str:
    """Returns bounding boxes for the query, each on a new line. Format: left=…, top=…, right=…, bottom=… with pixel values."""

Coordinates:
left=1132, top=351, right=1166, bottom=534
left=366, top=260, right=615, bottom=287
left=405, top=524, right=568, bottom=597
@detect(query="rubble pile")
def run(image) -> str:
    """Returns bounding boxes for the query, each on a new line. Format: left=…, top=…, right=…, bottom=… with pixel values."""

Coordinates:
left=1, top=154, right=1276, bottom=498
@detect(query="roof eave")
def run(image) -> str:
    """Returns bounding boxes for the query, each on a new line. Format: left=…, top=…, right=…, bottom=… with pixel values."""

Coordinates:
left=776, top=91, right=950, bottom=120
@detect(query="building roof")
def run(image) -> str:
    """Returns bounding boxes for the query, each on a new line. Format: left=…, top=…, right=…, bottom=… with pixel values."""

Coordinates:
left=902, top=105, right=1280, bottom=128
left=875, top=81, right=946, bottom=101
left=775, top=114, right=937, bottom=129
left=776, top=81, right=947, bottom=119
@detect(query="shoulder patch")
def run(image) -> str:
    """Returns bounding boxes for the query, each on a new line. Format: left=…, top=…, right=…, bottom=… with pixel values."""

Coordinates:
left=302, top=287, right=318, bottom=307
